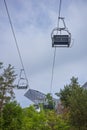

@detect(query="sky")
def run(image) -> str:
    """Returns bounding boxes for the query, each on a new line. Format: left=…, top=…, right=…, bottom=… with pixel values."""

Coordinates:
left=0, top=0, right=87, bottom=107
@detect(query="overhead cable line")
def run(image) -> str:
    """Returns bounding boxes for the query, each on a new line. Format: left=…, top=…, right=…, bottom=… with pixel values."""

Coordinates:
left=57, top=0, right=62, bottom=28
left=50, top=0, right=62, bottom=93
left=3, top=0, right=29, bottom=88
left=50, top=47, right=56, bottom=93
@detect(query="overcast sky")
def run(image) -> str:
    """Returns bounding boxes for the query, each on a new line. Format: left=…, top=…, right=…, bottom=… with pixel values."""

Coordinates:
left=0, top=0, right=87, bottom=107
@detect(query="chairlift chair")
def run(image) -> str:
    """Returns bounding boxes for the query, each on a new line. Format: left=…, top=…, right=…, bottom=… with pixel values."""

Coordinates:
left=17, top=69, right=28, bottom=89
left=17, top=78, right=28, bottom=89
left=51, top=17, right=71, bottom=47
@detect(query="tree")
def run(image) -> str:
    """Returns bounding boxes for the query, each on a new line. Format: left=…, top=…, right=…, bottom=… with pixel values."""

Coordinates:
left=46, top=110, right=70, bottom=130
left=2, top=101, right=23, bottom=130
left=57, top=77, right=81, bottom=108
left=0, top=63, right=16, bottom=112
left=22, top=105, right=70, bottom=130
left=43, top=93, right=55, bottom=110
left=57, top=76, right=87, bottom=130
left=69, top=87, right=87, bottom=130
left=22, top=106, right=48, bottom=130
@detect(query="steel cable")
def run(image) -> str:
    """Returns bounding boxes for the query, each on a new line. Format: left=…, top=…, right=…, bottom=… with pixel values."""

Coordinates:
left=3, top=0, right=29, bottom=87
left=50, top=0, right=62, bottom=93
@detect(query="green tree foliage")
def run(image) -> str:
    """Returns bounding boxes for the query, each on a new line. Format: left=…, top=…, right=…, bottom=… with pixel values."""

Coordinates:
left=22, top=106, right=70, bottom=130
left=43, top=93, right=55, bottom=110
left=1, top=68, right=86, bottom=130
left=22, top=106, right=48, bottom=130
left=0, top=63, right=16, bottom=112
left=57, top=77, right=81, bottom=108
left=69, top=87, right=87, bottom=129
left=57, top=76, right=87, bottom=130
left=2, top=101, right=23, bottom=130
left=46, top=110, right=70, bottom=130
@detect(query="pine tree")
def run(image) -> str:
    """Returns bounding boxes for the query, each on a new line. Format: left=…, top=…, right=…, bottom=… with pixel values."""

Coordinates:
left=0, top=63, right=16, bottom=112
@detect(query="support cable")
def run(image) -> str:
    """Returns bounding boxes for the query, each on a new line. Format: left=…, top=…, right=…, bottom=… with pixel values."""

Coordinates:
left=50, top=0, right=62, bottom=93
left=50, top=47, right=56, bottom=93
left=57, top=0, right=62, bottom=28
left=3, top=0, right=29, bottom=87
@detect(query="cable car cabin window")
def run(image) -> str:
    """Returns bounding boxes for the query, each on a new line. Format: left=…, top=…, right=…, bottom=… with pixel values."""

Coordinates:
left=52, top=35, right=70, bottom=47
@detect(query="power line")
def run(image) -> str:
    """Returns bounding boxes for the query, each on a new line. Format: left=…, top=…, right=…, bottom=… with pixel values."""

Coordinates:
left=3, top=0, right=29, bottom=87
left=50, top=0, right=62, bottom=93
